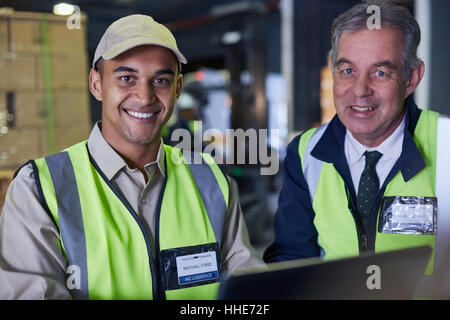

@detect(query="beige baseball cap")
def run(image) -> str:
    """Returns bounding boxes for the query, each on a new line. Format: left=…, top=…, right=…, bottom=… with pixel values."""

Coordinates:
left=92, top=14, right=187, bottom=69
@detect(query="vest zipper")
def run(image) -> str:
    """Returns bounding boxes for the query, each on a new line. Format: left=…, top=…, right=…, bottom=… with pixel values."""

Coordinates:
left=362, top=234, right=368, bottom=251
left=154, top=171, right=167, bottom=300
left=346, top=187, right=368, bottom=252
left=366, top=186, right=387, bottom=251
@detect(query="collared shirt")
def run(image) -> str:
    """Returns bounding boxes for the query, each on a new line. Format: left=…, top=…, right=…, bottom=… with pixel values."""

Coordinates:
left=345, top=114, right=405, bottom=194
left=0, top=122, right=262, bottom=299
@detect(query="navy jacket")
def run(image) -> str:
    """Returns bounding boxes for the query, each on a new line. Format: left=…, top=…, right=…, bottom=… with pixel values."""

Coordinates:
left=264, top=97, right=426, bottom=262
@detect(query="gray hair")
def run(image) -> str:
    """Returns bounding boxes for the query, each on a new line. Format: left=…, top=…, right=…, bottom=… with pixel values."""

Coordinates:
left=329, top=0, right=421, bottom=80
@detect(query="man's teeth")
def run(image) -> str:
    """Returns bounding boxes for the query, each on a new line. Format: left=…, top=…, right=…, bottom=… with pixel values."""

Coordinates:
left=351, top=106, right=376, bottom=112
left=128, top=110, right=154, bottom=119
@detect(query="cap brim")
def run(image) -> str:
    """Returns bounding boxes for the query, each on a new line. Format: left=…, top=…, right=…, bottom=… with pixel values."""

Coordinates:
left=101, top=36, right=188, bottom=65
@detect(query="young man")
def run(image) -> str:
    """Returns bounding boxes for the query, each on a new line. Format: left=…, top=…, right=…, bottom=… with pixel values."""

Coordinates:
left=0, top=14, right=261, bottom=300
left=264, top=0, right=450, bottom=298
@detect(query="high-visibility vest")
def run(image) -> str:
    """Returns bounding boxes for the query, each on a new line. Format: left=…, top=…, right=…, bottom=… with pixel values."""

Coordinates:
left=298, top=109, right=450, bottom=297
left=32, top=141, right=229, bottom=300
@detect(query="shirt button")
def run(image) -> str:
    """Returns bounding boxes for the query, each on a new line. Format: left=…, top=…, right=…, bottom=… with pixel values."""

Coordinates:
left=141, top=199, right=148, bottom=205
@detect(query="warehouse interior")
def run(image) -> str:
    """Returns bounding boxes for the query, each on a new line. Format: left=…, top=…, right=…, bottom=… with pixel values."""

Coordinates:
left=1, top=0, right=450, bottom=258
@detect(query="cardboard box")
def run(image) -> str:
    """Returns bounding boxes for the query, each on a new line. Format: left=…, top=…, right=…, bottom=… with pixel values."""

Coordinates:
left=0, top=123, right=91, bottom=170
left=0, top=89, right=91, bottom=128
left=56, top=124, right=91, bottom=151
left=0, top=11, right=88, bottom=54
left=53, top=89, right=91, bottom=126
left=0, top=127, right=45, bottom=169
left=43, top=123, right=91, bottom=153
left=0, top=52, right=89, bottom=91
left=48, top=20, right=87, bottom=54
left=48, top=53, right=89, bottom=89
left=0, top=10, right=90, bottom=169
left=8, top=18, right=42, bottom=52
left=35, top=52, right=89, bottom=90
left=0, top=90, right=46, bottom=127
left=0, top=92, right=6, bottom=128
left=0, top=11, right=89, bottom=91
left=0, top=19, right=8, bottom=52
left=0, top=52, right=38, bottom=90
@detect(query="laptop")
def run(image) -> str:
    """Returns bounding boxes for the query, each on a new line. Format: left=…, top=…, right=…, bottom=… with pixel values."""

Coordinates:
left=217, top=245, right=432, bottom=300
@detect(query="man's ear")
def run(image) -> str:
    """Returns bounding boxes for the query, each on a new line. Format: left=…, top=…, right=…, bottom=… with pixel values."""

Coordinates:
left=89, top=68, right=103, bottom=101
left=405, top=60, right=425, bottom=98
left=327, top=55, right=333, bottom=72
left=175, top=74, right=183, bottom=99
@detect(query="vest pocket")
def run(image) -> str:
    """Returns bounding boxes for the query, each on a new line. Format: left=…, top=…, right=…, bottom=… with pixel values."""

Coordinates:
left=379, top=196, right=437, bottom=235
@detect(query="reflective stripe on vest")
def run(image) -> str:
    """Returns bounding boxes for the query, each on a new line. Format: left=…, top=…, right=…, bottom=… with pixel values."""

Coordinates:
left=43, top=151, right=89, bottom=300
left=33, top=141, right=228, bottom=300
left=298, top=125, right=326, bottom=204
left=299, top=110, right=450, bottom=297
left=186, top=153, right=228, bottom=245
left=418, top=115, right=450, bottom=297
left=434, top=115, right=450, bottom=278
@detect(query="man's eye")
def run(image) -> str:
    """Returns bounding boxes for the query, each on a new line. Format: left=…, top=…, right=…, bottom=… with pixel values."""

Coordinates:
left=339, top=68, right=354, bottom=77
left=375, top=70, right=386, bottom=77
left=153, top=78, right=170, bottom=88
left=343, top=68, right=353, bottom=75
left=120, top=75, right=134, bottom=83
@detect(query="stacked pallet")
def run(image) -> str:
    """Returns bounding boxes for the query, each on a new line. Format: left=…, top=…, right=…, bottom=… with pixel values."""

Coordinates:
left=0, top=10, right=91, bottom=210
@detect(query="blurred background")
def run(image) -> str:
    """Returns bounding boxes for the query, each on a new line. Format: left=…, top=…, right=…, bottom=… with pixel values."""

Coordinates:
left=0, top=0, right=449, bottom=255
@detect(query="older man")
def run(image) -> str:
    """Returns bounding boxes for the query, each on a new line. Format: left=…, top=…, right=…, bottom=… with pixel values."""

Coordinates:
left=264, top=0, right=450, bottom=298
left=0, top=14, right=261, bottom=300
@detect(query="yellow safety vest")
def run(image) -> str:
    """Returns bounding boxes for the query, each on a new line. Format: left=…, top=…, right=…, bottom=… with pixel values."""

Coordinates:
left=32, top=141, right=229, bottom=300
left=299, top=109, right=450, bottom=298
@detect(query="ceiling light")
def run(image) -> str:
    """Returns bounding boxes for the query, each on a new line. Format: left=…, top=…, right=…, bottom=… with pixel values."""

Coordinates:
left=53, top=3, right=76, bottom=16
left=222, top=31, right=242, bottom=45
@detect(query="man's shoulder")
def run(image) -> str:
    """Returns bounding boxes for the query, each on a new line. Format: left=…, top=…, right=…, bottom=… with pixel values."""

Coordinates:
left=13, top=160, right=35, bottom=181
left=286, top=125, right=326, bottom=158
left=2, top=161, right=39, bottom=215
left=286, top=133, right=302, bottom=152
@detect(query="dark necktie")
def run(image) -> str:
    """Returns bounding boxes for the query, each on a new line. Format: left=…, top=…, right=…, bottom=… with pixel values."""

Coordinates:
left=356, top=150, right=383, bottom=230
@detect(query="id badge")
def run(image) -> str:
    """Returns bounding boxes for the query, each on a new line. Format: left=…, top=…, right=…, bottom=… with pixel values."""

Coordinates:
left=379, top=196, right=437, bottom=235
left=160, top=243, right=220, bottom=291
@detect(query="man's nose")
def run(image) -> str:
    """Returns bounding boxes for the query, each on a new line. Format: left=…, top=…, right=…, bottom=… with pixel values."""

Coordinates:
left=351, top=75, right=373, bottom=98
left=133, top=81, right=157, bottom=105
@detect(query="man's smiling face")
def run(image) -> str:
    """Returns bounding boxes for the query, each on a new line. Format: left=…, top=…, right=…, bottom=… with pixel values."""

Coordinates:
left=91, top=44, right=182, bottom=148
left=332, top=27, right=409, bottom=147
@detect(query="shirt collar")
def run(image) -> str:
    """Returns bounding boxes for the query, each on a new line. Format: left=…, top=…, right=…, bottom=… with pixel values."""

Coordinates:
left=311, top=96, right=425, bottom=182
left=87, top=121, right=166, bottom=180
left=345, top=112, right=405, bottom=166
left=145, top=139, right=166, bottom=178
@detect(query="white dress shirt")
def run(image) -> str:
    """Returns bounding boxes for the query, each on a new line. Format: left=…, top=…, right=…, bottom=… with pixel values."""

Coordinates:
left=345, top=114, right=406, bottom=195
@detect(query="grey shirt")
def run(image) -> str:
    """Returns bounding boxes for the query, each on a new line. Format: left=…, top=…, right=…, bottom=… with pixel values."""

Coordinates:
left=0, top=122, right=262, bottom=299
